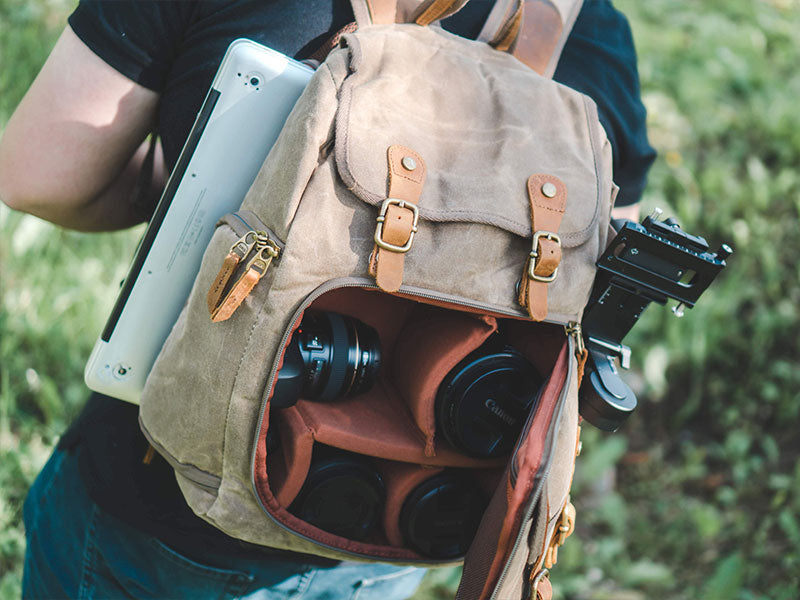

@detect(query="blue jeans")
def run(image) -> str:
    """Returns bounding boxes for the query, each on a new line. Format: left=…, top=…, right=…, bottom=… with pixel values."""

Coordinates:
left=22, top=448, right=426, bottom=599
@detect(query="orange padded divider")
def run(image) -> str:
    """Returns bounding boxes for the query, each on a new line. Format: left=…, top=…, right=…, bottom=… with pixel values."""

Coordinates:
left=267, top=407, right=315, bottom=507
left=392, top=307, right=498, bottom=456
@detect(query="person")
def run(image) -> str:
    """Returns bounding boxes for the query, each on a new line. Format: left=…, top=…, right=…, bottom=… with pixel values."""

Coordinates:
left=0, top=1, right=655, bottom=597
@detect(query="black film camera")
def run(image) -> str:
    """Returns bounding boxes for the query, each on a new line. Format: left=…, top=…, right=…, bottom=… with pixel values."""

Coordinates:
left=579, top=209, right=732, bottom=431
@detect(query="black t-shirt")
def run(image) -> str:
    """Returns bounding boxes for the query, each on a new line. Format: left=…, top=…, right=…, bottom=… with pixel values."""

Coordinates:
left=63, top=0, right=655, bottom=561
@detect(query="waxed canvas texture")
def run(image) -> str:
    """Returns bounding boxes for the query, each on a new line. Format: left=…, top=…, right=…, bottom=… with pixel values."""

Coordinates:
left=140, top=23, right=614, bottom=570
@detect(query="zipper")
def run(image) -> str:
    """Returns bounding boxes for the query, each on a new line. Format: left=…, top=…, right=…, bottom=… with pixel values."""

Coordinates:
left=249, top=276, right=571, bottom=561
left=208, top=212, right=284, bottom=322
left=489, top=335, right=575, bottom=600
left=509, top=385, right=545, bottom=488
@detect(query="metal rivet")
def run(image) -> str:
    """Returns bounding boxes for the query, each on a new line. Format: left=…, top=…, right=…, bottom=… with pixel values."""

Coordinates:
left=542, top=182, right=557, bottom=198
left=401, top=156, right=417, bottom=171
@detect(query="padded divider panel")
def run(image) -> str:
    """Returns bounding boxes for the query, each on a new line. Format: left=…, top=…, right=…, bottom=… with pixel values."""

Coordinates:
left=392, top=308, right=498, bottom=456
left=293, top=383, right=505, bottom=468
left=376, top=460, right=445, bottom=547
left=267, top=407, right=314, bottom=507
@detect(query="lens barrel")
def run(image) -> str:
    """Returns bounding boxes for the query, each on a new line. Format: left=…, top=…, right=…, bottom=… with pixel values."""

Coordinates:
left=399, top=472, right=487, bottom=559
left=289, top=448, right=385, bottom=541
left=272, top=311, right=381, bottom=407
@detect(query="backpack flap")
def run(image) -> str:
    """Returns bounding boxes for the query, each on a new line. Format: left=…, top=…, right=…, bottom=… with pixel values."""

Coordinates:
left=334, top=25, right=615, bottom=323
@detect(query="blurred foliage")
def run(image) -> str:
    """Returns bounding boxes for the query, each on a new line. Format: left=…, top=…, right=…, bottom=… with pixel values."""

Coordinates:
left=1, top=0, right=799, bottom=599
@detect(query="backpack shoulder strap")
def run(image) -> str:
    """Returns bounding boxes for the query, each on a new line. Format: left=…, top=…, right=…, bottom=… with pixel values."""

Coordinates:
left=349, top=0, right=583, bottom=78
left=479, top=0, right=583, bottom=77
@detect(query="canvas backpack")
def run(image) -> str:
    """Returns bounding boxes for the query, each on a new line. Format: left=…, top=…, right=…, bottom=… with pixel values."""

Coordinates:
left=139, top=0, right=618, bottom=597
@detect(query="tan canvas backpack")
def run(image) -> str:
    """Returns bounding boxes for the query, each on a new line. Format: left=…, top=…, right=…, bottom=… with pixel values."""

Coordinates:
left=140, top=1, right=619, bottom=597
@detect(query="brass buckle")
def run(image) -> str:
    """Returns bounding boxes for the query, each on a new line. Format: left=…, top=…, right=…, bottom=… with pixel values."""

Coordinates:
left=528, top=230, right=562, bottom=282
left=374, top=198, right=419, bottom=253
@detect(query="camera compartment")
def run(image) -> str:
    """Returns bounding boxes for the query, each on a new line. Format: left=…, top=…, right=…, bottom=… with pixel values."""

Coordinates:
left=261, top=285, right=567, bottom=556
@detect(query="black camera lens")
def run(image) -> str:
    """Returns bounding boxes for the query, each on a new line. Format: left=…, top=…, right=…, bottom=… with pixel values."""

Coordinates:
left=399, top=472, right=487, bottom=559
left=436, top=339, right=542, bottom=458
left=272, top=311, right=381, bottom=408
left=249, top=76, right=260, bottom=86
left=290, top=448, right=384, bottom=541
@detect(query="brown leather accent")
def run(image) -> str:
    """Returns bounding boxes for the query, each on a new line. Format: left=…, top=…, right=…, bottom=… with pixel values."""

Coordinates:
left=307, top=22, right=358, bottom=65
left=369, top=145, right=426, bottom=292
left=518, top=174, right=567, bottom=321
left=510, top=1, right=564, bottom=75
left=414, top=0, right=470, bottom=26
left=492, top=3, right=523, bottom=52
left=576, top=345, right=588, bottom=384
left=142, top=444, right=156, bottom=465
left=535, top=574, right=553, bottom=600
left=210, top=266, right=262, bottom=323
left=207, top=251, right=241, bottom=316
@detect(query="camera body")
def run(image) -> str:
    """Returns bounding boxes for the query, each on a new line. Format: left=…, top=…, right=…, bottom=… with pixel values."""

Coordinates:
left=271, top=311, right=382, bottom=408
left=579, top=210, right=732, bottom=431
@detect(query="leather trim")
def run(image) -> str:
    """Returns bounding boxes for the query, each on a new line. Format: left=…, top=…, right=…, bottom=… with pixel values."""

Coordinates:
left=413, top=0, right=471, bottom=26
left=369, top=145, right=426, bottom=292
left=518, top=174, right=567, bottom=321
left=510, top=1, right=564, bottom=76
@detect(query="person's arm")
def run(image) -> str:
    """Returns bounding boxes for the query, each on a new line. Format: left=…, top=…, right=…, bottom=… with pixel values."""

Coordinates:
left=0, top=26, right=166, bottom=231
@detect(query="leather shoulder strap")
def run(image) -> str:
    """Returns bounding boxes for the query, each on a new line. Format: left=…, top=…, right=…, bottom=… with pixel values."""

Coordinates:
left=479, top=0, right=583, bottom=77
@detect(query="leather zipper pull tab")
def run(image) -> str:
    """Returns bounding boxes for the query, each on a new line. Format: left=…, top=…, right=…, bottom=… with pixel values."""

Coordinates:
left=210, top=235, right=281, bottom=323
left=207, top=231, right=259, bottom=316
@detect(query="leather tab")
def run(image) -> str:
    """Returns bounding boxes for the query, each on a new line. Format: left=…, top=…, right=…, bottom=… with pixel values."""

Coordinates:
left=511, top=1, right=564, bottom=75
left=207, top=252, right=241, bottom=316
left=370, top=145, right=426, bottom=292
left=518, top=174, right=566, bottom=321
left=211, top=267, right=262, bottom=323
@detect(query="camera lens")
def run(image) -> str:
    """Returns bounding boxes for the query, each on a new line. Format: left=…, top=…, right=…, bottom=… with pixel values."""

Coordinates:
left=249, top=76, right=260, bottom=86
left=290, top=448, right=384, bottom=541
left=436, top=339, right=542, bottom=458
left=399, top=472, right=487, bottom=558
left=296, top=311, right=381, bottom=403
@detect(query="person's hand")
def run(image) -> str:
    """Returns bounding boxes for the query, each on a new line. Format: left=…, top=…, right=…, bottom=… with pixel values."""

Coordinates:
left=0, top=26, right=165, bottom=231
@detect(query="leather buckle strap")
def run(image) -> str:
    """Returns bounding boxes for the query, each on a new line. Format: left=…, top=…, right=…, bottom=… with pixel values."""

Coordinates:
left=369, top=145, right=426, bottom=292
left=518, top=174, right=566, bottom=321
left=529, top=230, right=562, bottom=281
left=374, top=198, right=419, bottom=253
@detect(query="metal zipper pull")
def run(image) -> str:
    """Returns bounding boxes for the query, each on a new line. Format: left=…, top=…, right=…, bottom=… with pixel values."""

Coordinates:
left=210, top=232, right=282, bottom=323
left=564, top=321, right=585, bottom=356
left=565, top=321, right=588, bottom=383
left=207, top=231, right=259, bottom=316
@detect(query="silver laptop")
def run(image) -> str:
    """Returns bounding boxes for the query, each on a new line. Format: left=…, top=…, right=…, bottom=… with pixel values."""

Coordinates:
left=85, top=39, right=313, bottom=403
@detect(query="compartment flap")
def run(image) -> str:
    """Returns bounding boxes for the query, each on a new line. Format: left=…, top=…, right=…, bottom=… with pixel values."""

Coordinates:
left=335, top=25, right=608, bottom=248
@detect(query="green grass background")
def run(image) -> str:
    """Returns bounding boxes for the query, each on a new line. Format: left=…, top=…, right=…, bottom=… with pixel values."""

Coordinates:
left=1, top=0, right=799, bottom=598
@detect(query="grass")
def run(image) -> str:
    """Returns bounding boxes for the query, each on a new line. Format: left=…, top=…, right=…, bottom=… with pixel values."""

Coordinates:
left=2, top=0, right=799, bottom=598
